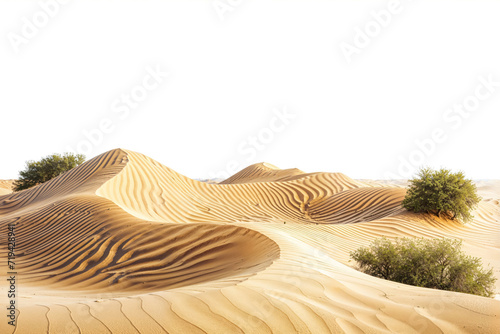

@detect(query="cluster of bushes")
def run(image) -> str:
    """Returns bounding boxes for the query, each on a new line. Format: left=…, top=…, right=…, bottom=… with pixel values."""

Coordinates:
left=350, top=237, right=496, bottom=297
left=13, top=153, right=85, bottom=191
left=402, top=167, right=481, bottom=223
left=350, top=167, right=495, bottom=298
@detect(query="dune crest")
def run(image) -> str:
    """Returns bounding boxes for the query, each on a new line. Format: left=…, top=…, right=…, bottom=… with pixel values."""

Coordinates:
left=96, top=151, right=406, bottom=225
left=1, top=148, right=498, bottom=333
left=220, top=162, right=307, bottom=184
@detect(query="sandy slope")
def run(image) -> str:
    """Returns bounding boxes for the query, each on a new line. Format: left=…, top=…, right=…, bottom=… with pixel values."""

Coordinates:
left=0, top=179, right=14, bottom=196
left=1, top=148, right=499, bottom=333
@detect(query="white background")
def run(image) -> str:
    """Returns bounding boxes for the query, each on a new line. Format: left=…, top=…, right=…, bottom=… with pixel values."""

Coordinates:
left=1, top=0, right=499, bottom=180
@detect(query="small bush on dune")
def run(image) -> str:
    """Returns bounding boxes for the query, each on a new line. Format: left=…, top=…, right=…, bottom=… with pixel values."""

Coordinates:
left=13, top=153, right=85, bottom=191
left=350, top=237, right=496, bottom=297
left=402, top=167, right=481, bottom=223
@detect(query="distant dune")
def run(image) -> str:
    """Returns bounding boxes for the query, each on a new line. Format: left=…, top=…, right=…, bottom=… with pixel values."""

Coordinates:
left=219, top=162, right=307, bottom=184
left=1, top=149, right=498, bottom=333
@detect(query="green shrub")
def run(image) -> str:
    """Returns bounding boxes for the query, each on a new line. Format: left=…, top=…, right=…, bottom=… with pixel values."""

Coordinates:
left=402, top=167, right=481, bottom=223
left=13, top=153, right=85, bottom=191
left=350, top=237, right=496, bottom=297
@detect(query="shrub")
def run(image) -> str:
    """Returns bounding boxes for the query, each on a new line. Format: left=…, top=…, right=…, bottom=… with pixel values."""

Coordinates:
left=13, top=153, right=85, bottom=191
left=350, top=237, right=496, bottom=297
left=402, top=167, right=481, bottom=223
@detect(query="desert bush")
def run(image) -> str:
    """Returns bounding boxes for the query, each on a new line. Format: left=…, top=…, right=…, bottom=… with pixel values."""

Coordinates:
left=350, top=237, right=496, bottom=297
left=402, top=167, right=481, bottom=223
left=13, top=153, right=85, bottom=191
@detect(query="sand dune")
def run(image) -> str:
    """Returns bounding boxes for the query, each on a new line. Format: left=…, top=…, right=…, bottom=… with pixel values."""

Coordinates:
left=0, top=179, right=14, bottom=196
left=1, top=148, right=499, bottom=333
left=219, top=162, right=307, bottom=184
left=96, top=151, right=405, bottom=225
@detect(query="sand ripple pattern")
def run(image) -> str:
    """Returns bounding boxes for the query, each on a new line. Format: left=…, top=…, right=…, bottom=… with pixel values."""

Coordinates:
left=97, top=151, right=406, bottom=225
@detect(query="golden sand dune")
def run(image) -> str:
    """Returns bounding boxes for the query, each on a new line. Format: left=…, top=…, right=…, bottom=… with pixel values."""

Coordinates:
left=220, top=162, right=307, bottom=184
left=8, top=195, right=278, bottom=294
left=97, top=151, right=405, bottom=225
left=1, top=148, right=499, bottom=333
left=0, top=179, right=14, bottom=196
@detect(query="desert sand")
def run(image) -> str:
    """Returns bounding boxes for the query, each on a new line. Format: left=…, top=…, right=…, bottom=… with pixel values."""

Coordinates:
left=1, top=148, right=499, bottom=333
left=0, top=180, right=15, bottom=196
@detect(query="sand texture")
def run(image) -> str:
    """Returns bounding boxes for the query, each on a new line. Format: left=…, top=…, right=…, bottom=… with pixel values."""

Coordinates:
left=1, top=148, right=499, bottom=333
left=0, top=180, right=14, bottom=196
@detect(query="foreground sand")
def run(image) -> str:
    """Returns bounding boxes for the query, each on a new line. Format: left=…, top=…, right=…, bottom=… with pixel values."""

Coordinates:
left=1, top=149, right=499, bottom=333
